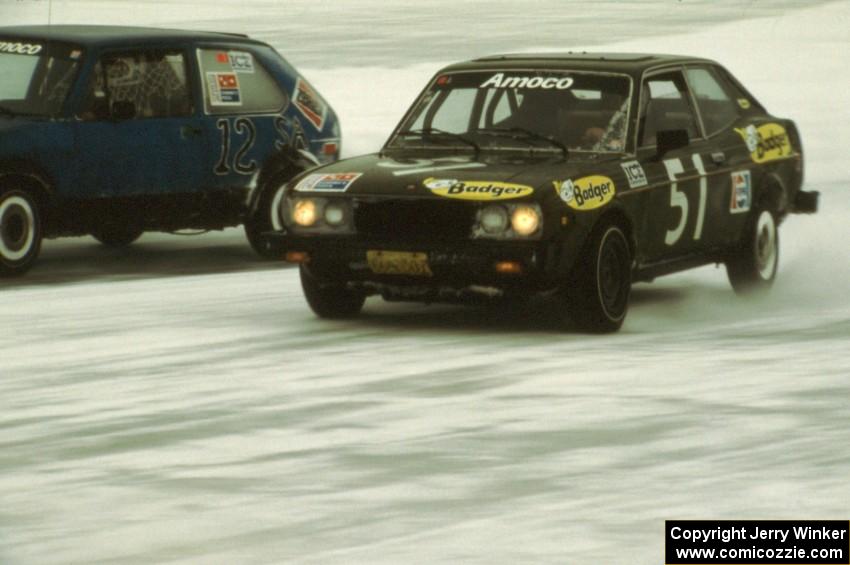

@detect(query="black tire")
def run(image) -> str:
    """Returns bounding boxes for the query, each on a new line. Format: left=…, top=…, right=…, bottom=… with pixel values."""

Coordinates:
left=726, top=206, right=779, bottom=295
left=245, top=171, right=294, bottom=259
left=0, top=189, right=42, bottom=277
left=563, top=224, right=632, bottom=333
left=299, top=265, right=365, bottom=319
left=92, top=224, right=143, bottom=247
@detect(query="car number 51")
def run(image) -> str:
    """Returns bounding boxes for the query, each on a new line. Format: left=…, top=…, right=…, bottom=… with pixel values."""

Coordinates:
left=663, top=154, right=707, bottom=246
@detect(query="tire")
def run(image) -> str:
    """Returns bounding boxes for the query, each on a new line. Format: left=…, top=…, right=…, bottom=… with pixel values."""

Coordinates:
left=299, top=265, right=365, bottom=319
left=92, top=224, right=143, bottom=247
left=726, top=206, right=779, bottom=295
left=245, top=171, right=293, bottom=259
left=0, top=189, right=42, bottom=277
left=562, top=224, right=632, bottom=333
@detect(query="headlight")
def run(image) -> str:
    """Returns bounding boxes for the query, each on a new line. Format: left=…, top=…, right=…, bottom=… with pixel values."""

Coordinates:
left=292, top=199, right=318, bottom=227
left=511, top=206, right=540, bottom=236
left=480, top=205, right=509, bottom=234
left=323, top=201, right=347, bottom=226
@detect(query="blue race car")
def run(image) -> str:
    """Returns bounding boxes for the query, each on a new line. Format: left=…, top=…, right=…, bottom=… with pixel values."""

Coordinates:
left=0, top=25, right=340, bottom=276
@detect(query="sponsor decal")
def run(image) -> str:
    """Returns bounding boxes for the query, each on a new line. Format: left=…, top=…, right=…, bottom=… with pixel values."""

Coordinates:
left=424, top=178, right=534, bottom=200
left=737, top=98, right=751, bottom=109
left=480, top=72, right=574, bottom=90
left=229, top=51, right=254, bottom=73
left=620, top=160, right=648, bottom=189
left=0, top=41, right=43, bottom=55
left=293, top=77, right=328, bottom=131
left=730, top=170, right=752, bottom=214
left=207, top=72, right=242, bottom=106
left=216, top=52, right=229, bottom=64
left=554, top=175, right=616, bottom=211
left=735, top=123, right=792, bottom=163
left=295, top=173, right=362, bottom=192
left=70, top=50, right=82, bottom=60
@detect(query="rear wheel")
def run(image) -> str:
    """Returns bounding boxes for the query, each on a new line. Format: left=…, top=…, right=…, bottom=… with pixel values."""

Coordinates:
left=299, top=265, right=365, bottom=319
left=726, top=206, right=779, bottom=295
left=0, top=189, right=42, bottom=277
left=245, top=170, right=295, bottom=259
left=91, top=224, right=143, bottom=247
left=563, top=224, right=632, bottom=333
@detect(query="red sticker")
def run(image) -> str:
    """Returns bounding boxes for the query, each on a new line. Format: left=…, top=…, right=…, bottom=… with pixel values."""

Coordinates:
left=216, top=52, right=229, bottom=63
left=437, top=75, right=450, bottom=85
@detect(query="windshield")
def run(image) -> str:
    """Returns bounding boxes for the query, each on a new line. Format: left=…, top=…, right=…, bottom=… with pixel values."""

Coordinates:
left=0, top=40, right=81, bottom=117
left=388, top=70, right=633, bottom=154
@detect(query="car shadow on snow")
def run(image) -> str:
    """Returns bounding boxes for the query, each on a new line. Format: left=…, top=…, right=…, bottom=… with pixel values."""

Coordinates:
left=2, top=232, right=289, bottom=288
left=352, top=283, right=698, bottom=335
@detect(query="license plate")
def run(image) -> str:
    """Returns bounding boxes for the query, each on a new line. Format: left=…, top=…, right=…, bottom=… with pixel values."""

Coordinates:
left=366, top=250, right=433, bottom=277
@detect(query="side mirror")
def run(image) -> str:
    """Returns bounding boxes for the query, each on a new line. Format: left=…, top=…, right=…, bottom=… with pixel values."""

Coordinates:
left=111, top=100, right=136, bottom=121
left=656, top=129, right=689, bottom=158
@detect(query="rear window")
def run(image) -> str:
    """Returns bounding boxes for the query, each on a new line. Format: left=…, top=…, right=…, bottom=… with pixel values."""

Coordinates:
left=197, top=48, right=287, bottom=115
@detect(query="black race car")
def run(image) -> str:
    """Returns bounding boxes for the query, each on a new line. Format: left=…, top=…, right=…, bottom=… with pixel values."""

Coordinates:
left=267, top=53, right=818, bottom=332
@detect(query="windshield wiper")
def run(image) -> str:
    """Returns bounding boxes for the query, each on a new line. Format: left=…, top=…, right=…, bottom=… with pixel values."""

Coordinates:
left=395, top=127, right=480, bottom=154
left=478, top=127, right=568, bottom=158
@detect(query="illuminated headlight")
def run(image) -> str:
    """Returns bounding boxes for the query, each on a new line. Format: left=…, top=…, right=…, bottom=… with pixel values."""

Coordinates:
left=292, top=199, right=319, bottom=227
left=511, top=206, right=540, bottom=236
left=480, top=205, right=509, bottom=234
left=323, top=201, right=347, bottom=226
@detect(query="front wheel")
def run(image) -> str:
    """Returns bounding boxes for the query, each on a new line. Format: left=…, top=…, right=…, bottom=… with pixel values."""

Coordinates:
left=299, top=265, right=365, bottom=319
left=726, top=207, right=779, bottom=295
left=562, top=224, right=632, bottom=333
left=0, top=189, right=42, bottom=277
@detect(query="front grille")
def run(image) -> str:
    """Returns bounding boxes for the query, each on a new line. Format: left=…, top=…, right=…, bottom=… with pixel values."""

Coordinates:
left=353, top=199, right=475, bottom=242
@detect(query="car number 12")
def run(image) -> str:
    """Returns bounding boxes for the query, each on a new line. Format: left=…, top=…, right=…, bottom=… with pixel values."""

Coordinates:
left=663, top=154, right=707, bottom=246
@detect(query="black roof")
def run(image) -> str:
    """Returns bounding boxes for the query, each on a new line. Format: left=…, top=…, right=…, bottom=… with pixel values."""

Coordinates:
left=0, top=25, right=264, bottom=48
left=446, top=52, right=715, bottom=75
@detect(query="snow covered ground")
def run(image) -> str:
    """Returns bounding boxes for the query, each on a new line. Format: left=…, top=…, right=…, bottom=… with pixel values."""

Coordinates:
left=1, top=1, right=849, bottom=564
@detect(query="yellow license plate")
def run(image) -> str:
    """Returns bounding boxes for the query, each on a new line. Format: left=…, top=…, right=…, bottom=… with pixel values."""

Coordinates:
left=366, top=250, right=433, bottom=277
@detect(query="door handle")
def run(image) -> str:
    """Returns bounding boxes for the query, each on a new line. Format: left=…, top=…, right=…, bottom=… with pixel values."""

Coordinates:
left=181, top=125, right=204, bottom=138
left=711, top=151, right=726, bottom=166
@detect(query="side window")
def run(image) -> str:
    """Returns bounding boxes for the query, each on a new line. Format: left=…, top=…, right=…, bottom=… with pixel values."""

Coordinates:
left=685, top=67, right=740, bottom=136
left=82, top=49, right=192, bottom=120
left=639, top=71, right=700, bottom=147
left=197, top=48, right=287, bottom=115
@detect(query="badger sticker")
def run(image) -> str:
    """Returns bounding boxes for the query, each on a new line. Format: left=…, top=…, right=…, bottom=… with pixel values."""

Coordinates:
left=735, top=123, right=792, bottom=164
left=424, top=178, right=534, bottom=200
left=554, top=175, right=616, bottom=211
left=480, top=73, right=574, bottom=90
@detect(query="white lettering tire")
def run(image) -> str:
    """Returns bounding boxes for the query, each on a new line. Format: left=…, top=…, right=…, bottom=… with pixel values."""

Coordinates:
left=0, top=189, right=42, bottom=277
left=726, top=207, right=779, bottom=295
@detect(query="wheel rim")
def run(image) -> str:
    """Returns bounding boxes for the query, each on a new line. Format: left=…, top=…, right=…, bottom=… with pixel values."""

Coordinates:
left=270, top=184, right=287, bottom=231
left=754, top=210, right=777, bottom=280
left=0, top=195, right=36, bottom=262
left=597, top=227, right=630, bottom=321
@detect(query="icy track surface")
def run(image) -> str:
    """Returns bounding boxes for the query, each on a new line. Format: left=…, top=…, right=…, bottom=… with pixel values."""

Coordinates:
left=2, top=1, right=850, bottom=564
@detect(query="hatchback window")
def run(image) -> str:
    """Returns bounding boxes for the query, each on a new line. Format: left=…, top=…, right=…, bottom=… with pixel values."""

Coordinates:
left=686, top=66, right=740, bottom=136
left=197, top=48, right=287, bottom=115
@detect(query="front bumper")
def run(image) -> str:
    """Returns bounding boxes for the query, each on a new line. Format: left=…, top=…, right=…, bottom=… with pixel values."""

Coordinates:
left=266, top=232, right=561, bottom=290
left=792, top=190, right=819, bottom=214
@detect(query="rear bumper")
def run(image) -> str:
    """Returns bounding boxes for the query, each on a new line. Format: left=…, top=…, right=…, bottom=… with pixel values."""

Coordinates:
left=266, top=232, right=560, bottom=290
left=792, top=190, right=819, bottom=214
